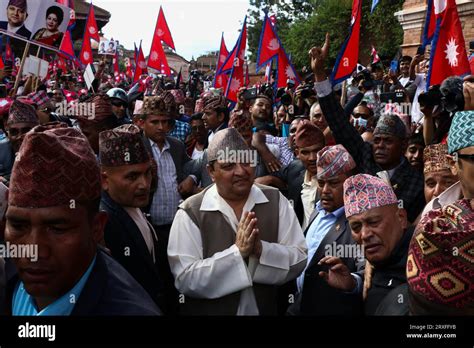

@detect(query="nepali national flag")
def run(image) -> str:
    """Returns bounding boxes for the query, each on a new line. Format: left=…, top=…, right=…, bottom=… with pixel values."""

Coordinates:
left=256, top=12, right=281, bottom=71
left=213, top=33, right=229, bottom=89
left=427, top=0, right=470, bottom=88
left=57, top=56, right=67, bottom=73
left=133, top=43, right=148, bottom=83
left=371, top=45, right=380, bottom=64
left=126, top=58, right=133, bottom=78
left=153, top=6, right=175, bottom=50
left=79, top=28, right=93, bottom=65
left=59, top=29, right=75, bottom=59
left=330, top=0, right=362, bottom=86
left=422, top=0, right=436, bottom=47
left=85, top=3, right=100, bottom=43
left=276, top=47, right=299, bottom=89
left=148, top=33, right=171, bottom=76
left=256, top=12, right=299, bottom=89
left=223, top=16, right=247, bottom=103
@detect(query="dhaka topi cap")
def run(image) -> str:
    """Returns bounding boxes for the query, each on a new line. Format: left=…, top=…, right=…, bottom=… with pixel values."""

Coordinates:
left=9, top=122, right=101, bottom=208
left=343, top=174, right=398, bottom=217
left=207, top=128, right=250, bottom=163
left=373, top=114, right=407, bottom=139
left=295, top=119, right=324, bottom=148
left=423, top=143, right=452, bottom=175
left=7, top=100, right=39, bottom=127
left=99, top=124, right=150, bottom=167
left=407, top=199, right=474, bottom=313
left=317, top=144, right=356, bottom=179
left=448, top=111, right=474, bottom=154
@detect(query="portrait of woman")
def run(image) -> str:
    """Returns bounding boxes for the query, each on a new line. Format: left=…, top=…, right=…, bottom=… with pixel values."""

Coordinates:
left=32, top=5, right=64, bottom=48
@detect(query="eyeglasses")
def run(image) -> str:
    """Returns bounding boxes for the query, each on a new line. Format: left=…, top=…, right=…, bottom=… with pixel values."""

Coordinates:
left=289, top=128, right=297, bottom=134
left=454, top=152, right=474, bottom=163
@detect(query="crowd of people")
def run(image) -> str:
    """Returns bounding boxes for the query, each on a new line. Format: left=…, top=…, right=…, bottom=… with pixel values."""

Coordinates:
left=0, top=31, right=472, bottom=317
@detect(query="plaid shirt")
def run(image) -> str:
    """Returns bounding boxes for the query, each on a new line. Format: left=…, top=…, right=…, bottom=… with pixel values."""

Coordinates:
left=265, top=135, right=294, bottom=166
left=149, top=139, right=182, bottom=225
left=316, top=80, right=425, bottom=223
left=168, top=120, right=190, bottom=143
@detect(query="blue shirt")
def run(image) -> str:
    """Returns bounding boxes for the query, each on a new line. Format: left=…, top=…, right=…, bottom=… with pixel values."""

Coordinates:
left=297, top=201, right=345, bottom=292
left=12, top=255, right=97, bottom=316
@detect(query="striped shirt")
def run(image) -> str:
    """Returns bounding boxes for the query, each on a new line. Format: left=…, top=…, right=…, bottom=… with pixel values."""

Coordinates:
left=12, top=256, right=96, bottom=316
left=149, top=139, right=182, bottom=226
left=264, top=134, right=294, bottom=167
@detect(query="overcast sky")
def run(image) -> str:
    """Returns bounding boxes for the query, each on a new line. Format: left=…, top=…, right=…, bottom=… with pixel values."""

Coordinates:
left=92, top=0, right=250, bottom=61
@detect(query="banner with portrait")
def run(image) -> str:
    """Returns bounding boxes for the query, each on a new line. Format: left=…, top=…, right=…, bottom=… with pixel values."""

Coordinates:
left=0, top=0, right=71, bottom=49
left=98, top=38, right=119, bottom=56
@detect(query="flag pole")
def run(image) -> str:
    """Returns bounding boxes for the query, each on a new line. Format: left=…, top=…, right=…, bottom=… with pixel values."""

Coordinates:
left=13, top=41, right=30, bottom=95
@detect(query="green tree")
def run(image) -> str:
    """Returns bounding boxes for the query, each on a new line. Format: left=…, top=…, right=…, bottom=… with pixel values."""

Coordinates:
left=247, top=0, right=404, bottom=72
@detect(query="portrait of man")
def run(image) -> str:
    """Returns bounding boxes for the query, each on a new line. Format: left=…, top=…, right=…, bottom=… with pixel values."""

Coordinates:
left=0, top=0, right=31, bottom=39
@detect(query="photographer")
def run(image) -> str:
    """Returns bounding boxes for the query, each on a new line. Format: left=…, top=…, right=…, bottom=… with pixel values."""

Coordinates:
left=422, top=76, right=465, bottom=146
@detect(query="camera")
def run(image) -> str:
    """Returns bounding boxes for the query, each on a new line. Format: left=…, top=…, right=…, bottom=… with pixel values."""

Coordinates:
left=300, top=83, right=315, bottom=99
left=418, top=86, right=443, bottom=108
left=354, top=69, right=374, bottom=90
left=276, top=87, right=292, bottom=106
left=380, top=91, right=405, bottom=103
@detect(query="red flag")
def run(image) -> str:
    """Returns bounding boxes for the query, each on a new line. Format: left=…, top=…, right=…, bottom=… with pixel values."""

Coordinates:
left=113, top=51, right=119, bottom=76
left=126, top=58, right=133, bottom=78
left=422, top=0, right=436, bottom=47
left=85, top=3, right=100, bottom=43
left=59, top=29, right=75, bottom=58
left=276, top=48, right=299, bottom=89
left=79, top=30, right=93, bottom=65
left=214, top=33, right=229, bottom=90
left=371, top=45, right=380, bottom=64
left=256, top=12, right=299, bottom=89
left=133, top=43, right=148, bottom=83
left=256, top=13, right=281, bottom=70
left=225, top=17, right=247, bottom=103
left=148, top=34, right=171, bottom=76
left=330, top=0, right=362, bottom=85
left=427, top=0, right=470, bottom=87
left=0, top=56, right=4, bottom=70
left=57, top=56, right=67, bottom=73
left=153, top=6, right=175, bottom=50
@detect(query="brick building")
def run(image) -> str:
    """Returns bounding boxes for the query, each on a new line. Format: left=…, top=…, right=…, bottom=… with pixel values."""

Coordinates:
left=395, top=0, right=474, bottom=56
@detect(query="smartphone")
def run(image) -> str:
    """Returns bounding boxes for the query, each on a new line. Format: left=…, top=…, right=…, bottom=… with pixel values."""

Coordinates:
left=416, top=45, right=426, bottom=56
left=390, top=60, right=398, bottom=74
left=243, top=87, right=257, bottom=100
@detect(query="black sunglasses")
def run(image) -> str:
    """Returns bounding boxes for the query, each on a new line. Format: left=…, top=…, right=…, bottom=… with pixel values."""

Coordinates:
left=455, top=153, right=474, bottom=162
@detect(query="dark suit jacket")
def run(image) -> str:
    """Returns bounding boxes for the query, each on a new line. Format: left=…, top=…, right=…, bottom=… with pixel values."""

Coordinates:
left=5, top=249, right=162, bottom=315
left=272, top=159, right=308, bottom=225
left=319, top=92, right=425, bottom=223
left=143, top=135, right=191, bottom=184
left=100, top=192, right=166, bottom=312
left=0, top=21, right=31, bottom=39
left=288, top=209, right=364, bottom=315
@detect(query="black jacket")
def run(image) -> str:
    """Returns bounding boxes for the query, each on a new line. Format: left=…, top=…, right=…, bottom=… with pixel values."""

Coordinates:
left=363, top=226, right=414, bottom=315
left=319, top=92, right=425, bottom=223
left=5, top=249, right=162, bottom=315
left=272, top=159, right=308, bottom=225
left=288, top=209, right=364, bottom=315
left=100, top=191, right=167, bottom=312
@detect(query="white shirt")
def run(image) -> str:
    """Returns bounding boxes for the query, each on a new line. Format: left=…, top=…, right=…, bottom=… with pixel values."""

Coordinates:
left=300, top=171, right=318, bottom=230
left=420, top=181, right=462, bottom=218
left=412, top=73, right=427, bottom=124
left=124, top=207, right=158, bottom=263
left=191, top=147, right=205, bottom=160
left=168, top=184, right=307, bottom=315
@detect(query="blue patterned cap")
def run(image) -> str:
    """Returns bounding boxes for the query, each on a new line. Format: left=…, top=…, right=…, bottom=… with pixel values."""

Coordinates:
left=448, top=111, right=474, bottom=154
